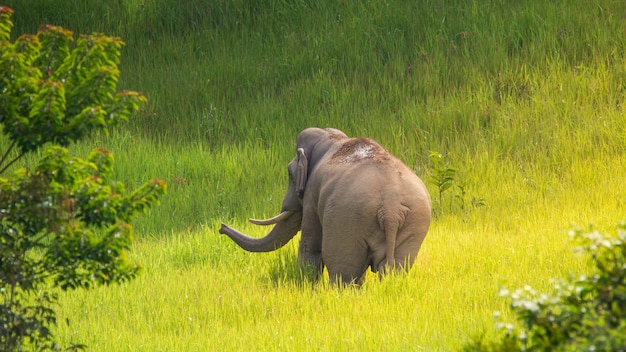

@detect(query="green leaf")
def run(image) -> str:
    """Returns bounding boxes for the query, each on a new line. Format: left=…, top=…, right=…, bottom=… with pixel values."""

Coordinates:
left=35, top=24, right=73, bottom=77
left=14, top=34, right=40, bottom=66
left=87, top=148, right=114, bottom=176
left=0, top=6, right=13, bottom=42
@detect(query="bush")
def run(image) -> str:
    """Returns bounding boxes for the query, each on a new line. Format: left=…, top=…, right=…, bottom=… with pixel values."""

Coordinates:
left=465, top=221, right=626, bottom=351
left=0, top=7, right=166, bottom=350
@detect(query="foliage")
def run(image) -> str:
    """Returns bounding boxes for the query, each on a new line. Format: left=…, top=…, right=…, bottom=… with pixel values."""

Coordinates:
left=464, top=221, right=626, bottom=351
left=0, top=7, right=166, bottom=351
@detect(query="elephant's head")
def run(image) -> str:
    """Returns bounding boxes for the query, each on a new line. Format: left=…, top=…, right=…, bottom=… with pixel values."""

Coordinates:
left=219, top=128, right=347, bottom=252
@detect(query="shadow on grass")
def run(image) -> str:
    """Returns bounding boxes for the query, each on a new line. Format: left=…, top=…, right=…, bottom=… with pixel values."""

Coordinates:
left=265, top=251, right=366, bottom=290
left=265, top=251, right=318, bottom=288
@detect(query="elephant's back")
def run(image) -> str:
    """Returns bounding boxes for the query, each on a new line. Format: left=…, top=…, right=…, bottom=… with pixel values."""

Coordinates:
left=315, top=135, right=430, bottom=217
left=320, top=153, right=430, bottom=215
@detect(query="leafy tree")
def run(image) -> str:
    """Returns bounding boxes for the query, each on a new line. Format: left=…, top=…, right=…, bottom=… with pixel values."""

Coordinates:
left=0, top=7, right=166, bottom=350
left=464, top=221, right=626, bottom=351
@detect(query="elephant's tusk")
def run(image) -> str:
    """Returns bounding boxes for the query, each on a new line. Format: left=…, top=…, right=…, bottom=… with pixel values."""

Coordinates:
left=249, top=211, right=293, bottom=226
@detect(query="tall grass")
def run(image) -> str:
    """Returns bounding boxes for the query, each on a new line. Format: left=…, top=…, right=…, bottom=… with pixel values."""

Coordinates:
left=3, top=0, right=626, bottom=350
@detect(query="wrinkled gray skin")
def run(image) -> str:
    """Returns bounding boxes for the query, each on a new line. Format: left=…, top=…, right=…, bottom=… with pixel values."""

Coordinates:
left=219, top=128, right=431, bottom=285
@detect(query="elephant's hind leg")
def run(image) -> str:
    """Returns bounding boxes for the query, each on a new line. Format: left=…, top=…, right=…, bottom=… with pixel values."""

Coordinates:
left=327, top=264, right=368, bottom=286
left=323, top=238, right=370, bottom=285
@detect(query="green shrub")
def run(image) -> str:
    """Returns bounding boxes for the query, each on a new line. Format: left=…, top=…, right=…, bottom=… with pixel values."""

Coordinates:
left=465, top=221, right=626, bottom=351
left=0, top=7, right=166, bottom=350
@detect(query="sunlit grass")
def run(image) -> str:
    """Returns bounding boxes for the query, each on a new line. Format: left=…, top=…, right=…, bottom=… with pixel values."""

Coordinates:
left=53, top=169, right=622, bottom=350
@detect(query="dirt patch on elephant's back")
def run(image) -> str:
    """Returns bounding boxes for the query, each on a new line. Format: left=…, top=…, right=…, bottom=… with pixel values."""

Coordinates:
left=330, top=138, right=390, bottom=164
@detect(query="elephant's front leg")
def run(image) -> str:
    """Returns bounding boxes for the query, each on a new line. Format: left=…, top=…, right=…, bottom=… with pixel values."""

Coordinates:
left=298, top=212, right=323, bottom=281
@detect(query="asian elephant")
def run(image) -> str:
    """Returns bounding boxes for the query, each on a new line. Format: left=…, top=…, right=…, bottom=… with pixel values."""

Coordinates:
left=219, top=127, right=431, bottom=285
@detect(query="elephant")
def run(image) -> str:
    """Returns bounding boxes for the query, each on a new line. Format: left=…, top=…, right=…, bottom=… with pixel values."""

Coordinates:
left=219, top=127, right=431, bottom=285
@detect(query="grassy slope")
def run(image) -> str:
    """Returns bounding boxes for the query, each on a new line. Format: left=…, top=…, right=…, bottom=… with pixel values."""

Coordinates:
left=4, top=0, right=626, bottom=350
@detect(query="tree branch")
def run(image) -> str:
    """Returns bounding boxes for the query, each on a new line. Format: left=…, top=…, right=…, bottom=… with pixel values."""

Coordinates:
left=0, top=139, right=17, bottom=173
left=0, top=151, right=26, bottom=175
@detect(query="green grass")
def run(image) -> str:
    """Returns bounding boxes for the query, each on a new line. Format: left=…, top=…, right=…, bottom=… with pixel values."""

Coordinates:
left=3, top=0, right=626, bottom=350
left=50, top=179, right=620, bottom=350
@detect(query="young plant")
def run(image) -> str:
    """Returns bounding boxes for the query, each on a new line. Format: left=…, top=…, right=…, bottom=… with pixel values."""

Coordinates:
left=429, top=151, right=484, bottom=215
left=0, top=8, right=166, bottom=350
left=456, top=183, right=486, bottom=213
left=429, top=151, right=458, bottom=210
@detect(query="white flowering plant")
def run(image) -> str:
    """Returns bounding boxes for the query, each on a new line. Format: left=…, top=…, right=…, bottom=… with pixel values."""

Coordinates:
left=465, top=221, right=626, bottom=351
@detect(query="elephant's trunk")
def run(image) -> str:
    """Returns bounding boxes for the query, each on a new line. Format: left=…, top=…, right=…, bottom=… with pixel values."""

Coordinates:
left=219, top=211, right=302, bottom=252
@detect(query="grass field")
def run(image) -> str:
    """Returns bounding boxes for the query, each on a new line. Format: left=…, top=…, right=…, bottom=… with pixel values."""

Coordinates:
left=4, top=0, right=626, bottom=350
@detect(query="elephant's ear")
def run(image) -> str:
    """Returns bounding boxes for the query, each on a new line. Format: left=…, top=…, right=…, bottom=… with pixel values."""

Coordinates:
left=296, top=148, right=308, bottom=200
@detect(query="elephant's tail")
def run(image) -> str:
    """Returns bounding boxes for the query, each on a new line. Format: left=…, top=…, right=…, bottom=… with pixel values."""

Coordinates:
left=384, top=222, right=398, bottom=270
left=377, top=208, right=402, bottom=271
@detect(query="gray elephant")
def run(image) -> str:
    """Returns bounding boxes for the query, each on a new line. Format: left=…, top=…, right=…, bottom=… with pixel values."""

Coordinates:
left=219, top=128, right=431, bottom=285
